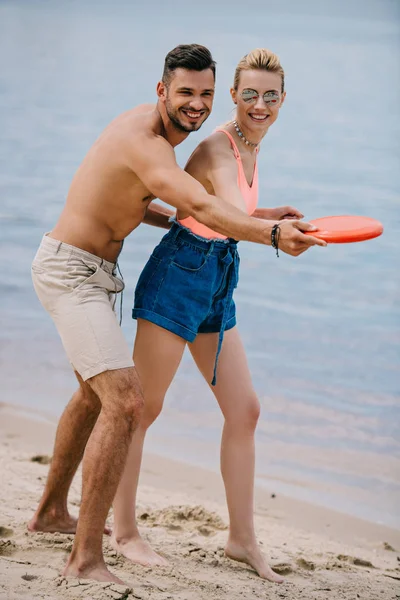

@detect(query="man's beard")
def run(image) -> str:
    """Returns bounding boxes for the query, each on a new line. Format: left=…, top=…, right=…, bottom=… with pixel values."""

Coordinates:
left=165, top=98, right=207, bottom=133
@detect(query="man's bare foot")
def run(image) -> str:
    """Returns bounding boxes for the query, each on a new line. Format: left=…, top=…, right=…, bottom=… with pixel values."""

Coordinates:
left=110, top=534, right=169, bottom=567
left=63, top=560, right=126, bottom=584
left=28, top=512, right=111, bottom=536
left=225, top=541, right=284, bottom=583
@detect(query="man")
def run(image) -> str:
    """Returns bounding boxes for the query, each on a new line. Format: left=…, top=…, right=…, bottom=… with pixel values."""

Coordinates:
left=29, top=44, right=325, bottom=585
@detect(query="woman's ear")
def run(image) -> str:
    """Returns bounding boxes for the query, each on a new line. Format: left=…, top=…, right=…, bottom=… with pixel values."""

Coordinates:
left=230, top=87, right=237, bottom=105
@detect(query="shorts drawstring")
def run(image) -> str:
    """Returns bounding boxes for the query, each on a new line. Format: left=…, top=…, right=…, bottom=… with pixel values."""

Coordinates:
left=116, top=262, right=124, bottom=326
left=211, top=244, right=239, bottom=386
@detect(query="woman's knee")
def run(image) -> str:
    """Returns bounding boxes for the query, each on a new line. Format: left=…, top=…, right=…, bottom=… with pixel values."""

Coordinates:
left=140, top=395, right=164, bottom=429
left=225, top=393, right=260, bottom=431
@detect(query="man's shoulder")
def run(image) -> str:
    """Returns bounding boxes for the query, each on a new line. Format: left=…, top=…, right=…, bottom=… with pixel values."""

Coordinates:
left=110, top=105, right=160, bottom=142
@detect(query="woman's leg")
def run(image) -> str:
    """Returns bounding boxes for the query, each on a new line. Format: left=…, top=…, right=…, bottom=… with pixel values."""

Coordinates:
left=189, top=327, right=283, bottom=583
left=111, top=319, right=187, bottom=566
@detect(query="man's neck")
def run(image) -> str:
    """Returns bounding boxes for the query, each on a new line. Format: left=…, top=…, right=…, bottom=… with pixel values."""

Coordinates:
left=156, top=102, right=190, bottom=148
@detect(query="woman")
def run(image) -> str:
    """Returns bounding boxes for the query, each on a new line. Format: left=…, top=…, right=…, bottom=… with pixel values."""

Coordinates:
left=111, top=48, right=302, bottom=583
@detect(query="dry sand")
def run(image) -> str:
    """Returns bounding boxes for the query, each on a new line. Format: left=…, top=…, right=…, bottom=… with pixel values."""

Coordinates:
left=1, top=403, right=399, bottom=600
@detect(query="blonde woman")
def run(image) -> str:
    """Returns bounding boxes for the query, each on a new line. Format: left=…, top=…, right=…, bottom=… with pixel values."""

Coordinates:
left=111, top=49, right=323, bottom=582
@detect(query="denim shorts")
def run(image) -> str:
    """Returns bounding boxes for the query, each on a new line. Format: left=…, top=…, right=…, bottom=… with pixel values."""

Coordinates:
left=132, top=222, right=240, bottom=384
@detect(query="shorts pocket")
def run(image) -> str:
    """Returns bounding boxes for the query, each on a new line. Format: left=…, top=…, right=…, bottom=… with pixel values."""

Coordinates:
left=63, top=256, right=114, bottom=292
left=31, top=262, right=46, bottom=274
left=171, top=243, right=210, bottom=272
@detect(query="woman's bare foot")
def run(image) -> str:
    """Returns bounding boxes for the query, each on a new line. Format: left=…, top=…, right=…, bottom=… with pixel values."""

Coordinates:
left=110, top=534, right=169, bottom=567
left=225, top=540, right=284, bottom=583
left=28, top=511, right=111, bottom=535
left=63, top=559, right=126, bottom=584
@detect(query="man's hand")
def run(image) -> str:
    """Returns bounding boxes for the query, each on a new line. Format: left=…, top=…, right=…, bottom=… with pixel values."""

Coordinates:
left=254, top=206, right=304, bottom=221
left=274, top=220, right=327, bottom=256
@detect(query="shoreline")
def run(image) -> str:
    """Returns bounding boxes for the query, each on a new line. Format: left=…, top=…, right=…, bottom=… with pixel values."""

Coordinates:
left=2, top=400, right=399, bottom=539
left=1, top=402, right=400, bottom=599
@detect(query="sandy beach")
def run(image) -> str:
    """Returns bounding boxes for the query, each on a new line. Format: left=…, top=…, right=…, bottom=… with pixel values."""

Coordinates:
left=1, top=402, right=399, bottom=600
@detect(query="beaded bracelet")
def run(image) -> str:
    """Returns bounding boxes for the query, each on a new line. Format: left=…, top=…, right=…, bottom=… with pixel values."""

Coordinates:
left=271, top=223, right=281, bottom=257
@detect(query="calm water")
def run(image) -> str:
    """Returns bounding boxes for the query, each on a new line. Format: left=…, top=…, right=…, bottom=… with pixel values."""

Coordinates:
left=0, top=0, right=399, bottom=527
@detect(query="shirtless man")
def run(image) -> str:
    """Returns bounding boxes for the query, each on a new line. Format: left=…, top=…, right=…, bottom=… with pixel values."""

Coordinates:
left=29, top=44, right=325, bottom=585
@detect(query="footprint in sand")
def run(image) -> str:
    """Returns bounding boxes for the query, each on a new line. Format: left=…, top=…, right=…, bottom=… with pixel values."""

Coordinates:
left=21, top=574, right=38, bottom=581
left=337, top=554, right=375, bottom=568
left=30, top=454, right=52, bottom=465
left=28, top=532, right=74, bottom=552
left=271, top=562, right=293, bottom=576
left=186, top=545, right=210, bottom=558
left=296, top=558, right=316, bottom=571
left=0, top=539, right=18, bottom=556
left=383, top=542, right=396, bottom=552
left=184, top=543, right=226, bottom=568
left=0, top=526, right=14, bottom=538
left=56, top=577, right=133, bottom=599
left=138, top=505, right=227, bottom=536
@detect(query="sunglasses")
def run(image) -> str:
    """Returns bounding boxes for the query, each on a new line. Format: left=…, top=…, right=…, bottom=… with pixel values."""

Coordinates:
left=241, top=89, right=281, bottom=106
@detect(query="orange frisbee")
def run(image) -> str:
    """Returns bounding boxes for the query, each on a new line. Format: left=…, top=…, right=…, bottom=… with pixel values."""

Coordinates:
left=305, top=215, right=384, bottom=243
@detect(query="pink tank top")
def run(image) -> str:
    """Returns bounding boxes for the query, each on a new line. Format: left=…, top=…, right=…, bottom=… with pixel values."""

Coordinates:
left=179, top=128, right=259, bottom=240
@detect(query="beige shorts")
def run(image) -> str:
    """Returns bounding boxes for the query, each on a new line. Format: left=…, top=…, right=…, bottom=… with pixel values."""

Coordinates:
left=31, top=235, right=134, bottom=381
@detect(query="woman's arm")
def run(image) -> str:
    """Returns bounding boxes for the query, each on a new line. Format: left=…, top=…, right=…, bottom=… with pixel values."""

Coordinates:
left=252, top=206, right=304, bottom=220
left=193, top=137, right=249, bottom=213
left=192, top=135, right=324, bottom=256
left=143, top=201, right=174, bottom=229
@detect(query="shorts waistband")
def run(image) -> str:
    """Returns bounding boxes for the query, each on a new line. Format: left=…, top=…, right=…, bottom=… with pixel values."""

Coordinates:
left=41, top=234, right=116, bottom=272
left=167, top=221, right=238, bottom=252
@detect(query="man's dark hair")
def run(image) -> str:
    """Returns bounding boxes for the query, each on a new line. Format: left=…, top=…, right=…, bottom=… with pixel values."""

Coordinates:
left=162, top=44, right=216, bottom=85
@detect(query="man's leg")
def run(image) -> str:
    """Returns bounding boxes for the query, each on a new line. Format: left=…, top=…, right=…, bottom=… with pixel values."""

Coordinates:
left=111, top=319, right=186, bottom=566
left=28, top=373, right=103, bottom=534
left=64, top=366, right=143, bottom=583
left=189, top=328, right=284, bottom=583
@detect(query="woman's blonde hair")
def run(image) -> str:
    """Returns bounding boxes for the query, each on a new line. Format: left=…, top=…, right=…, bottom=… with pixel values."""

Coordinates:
left=233, top=48, right=285, bottom=93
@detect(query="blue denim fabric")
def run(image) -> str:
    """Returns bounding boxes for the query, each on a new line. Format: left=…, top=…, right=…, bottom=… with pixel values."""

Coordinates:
left=132, top=222, right=240, bottom=385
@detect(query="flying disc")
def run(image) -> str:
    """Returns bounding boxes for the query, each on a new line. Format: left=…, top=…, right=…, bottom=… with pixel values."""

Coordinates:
left=305, top=215, right=383, bottom=243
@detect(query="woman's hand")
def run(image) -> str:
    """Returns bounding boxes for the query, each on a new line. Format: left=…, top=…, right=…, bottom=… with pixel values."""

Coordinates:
left=254, top=206, right=304, bottom=221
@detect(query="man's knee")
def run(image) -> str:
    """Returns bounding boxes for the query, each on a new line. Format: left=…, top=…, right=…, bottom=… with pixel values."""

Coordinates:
left=75, top=372, right=101, bottom=413
left=88, top=367, right=145, bottom=424
left=114, top=372, right=144, bottom=422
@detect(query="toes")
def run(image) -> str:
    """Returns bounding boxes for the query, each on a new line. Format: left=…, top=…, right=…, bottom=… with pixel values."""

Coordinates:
left=267, top=571, right=285, bottom=584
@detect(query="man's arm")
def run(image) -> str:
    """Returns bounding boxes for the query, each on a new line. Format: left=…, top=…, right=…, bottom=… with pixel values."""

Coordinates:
left=143, top=202, right=174, bottom=229
left=130, top=134, right=270, bottom=243
left=129, top=134, right=326, bottom=254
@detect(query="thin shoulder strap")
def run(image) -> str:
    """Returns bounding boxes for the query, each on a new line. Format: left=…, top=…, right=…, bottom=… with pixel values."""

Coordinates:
left=214, top=128, right=241, bottom=160
left=215, top=127, right=259, bottom=156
